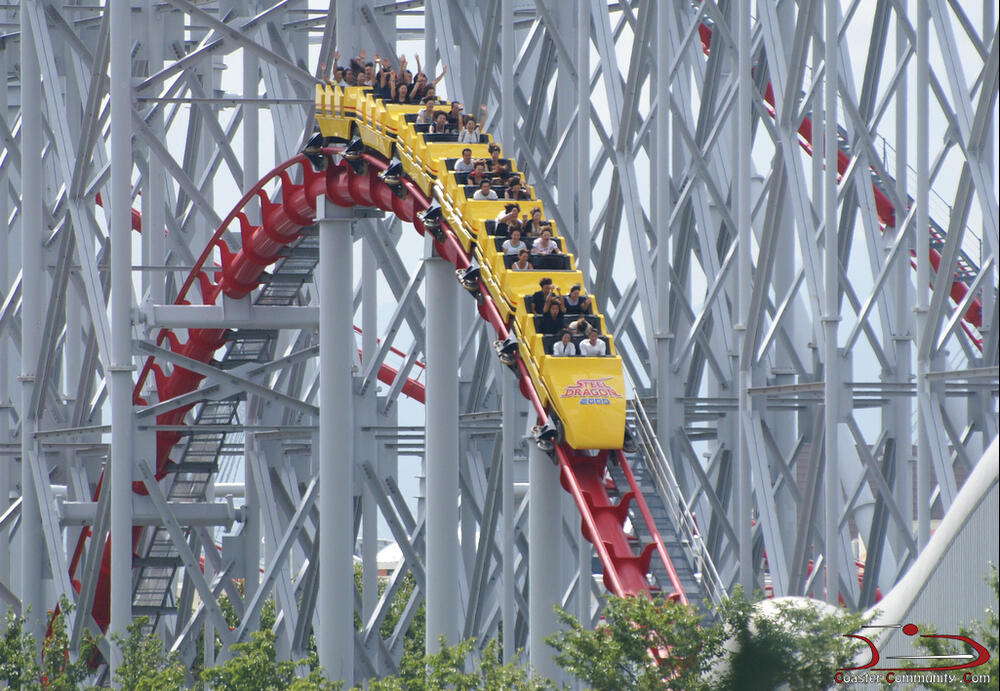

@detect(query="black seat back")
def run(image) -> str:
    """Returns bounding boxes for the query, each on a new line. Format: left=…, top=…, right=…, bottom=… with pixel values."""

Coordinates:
left=531, top=254, right=569, bottom=271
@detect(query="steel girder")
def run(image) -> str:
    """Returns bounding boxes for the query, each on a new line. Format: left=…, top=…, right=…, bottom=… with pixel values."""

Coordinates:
left=0, top=0, right=997, bottom=685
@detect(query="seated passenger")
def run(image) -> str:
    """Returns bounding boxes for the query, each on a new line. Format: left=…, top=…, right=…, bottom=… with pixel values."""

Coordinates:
left=430, top=111, right=454, bottom=134
left=457, top=106, right=487, bottom=142
left=562, top=284, right=592, bottom=314
left=500, top=228, right=526, bottom=255
left=372, top=55, right=393, bottom=98
left=553, top=329, right=576, bottom=356
left=538, top=300, right=565, bottom=335
left=410, top=56, right=446, bottom=101
left=473, top=179, right=498, bottom=200
left=416, top=97, right=437, bottom=125
left=495, top=203, right=521, bottom=236
left=487, top=143, right=510, bottom=177
left=531, top=277, right=554, bottom=314
left=467, top=161, right=489, bottom=187
left=568, top=315, right=594, bottom=338
left=510, top=248, right=534, bottom=271
left=392, top=82, right=410, bottom=104
left=455, top=148, right=476, bottom=174
left=531, top=228, right=560, bottom=256
left=505, top=176, right=530, bottom=200
left=446, top=101, right=464, bottom=129
left=579, top=330, right=607, bottom=356
left=522, top=207, right=545, bottom=237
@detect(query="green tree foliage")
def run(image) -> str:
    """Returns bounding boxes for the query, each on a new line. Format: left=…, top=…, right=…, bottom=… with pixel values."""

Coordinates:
left=0, top=609, right=40, bottom=689
left=547, top=588, right=867, bottom=691
left=547, top=594, right=709, bottom=691
left=910, top=563, right=998, bottom=691
left=710, top=588, right=867, bottom=691
left=362, top=637, right=552, bottom=691
left=0, top=600, right=96, bottom=691
left=202, top=629, right=341, bottom=691
left=110, top=616, right=185, bottom=691
left=39, top=599, right=96, bottom=691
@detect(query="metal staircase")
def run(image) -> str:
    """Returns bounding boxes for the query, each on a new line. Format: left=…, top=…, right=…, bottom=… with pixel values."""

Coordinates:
left=610, top=393, right=726, bottom=611
left=130, top=227, right=323, bottom=630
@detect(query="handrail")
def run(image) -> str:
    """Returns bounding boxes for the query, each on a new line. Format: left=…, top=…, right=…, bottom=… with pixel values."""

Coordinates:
left=626, top=386, right=726, bottom=607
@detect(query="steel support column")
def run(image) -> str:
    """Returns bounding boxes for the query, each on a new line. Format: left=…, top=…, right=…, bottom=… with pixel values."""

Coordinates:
left=823, top=0, right=842, bottom=604
left=528, top=444, right=561, bottom=682
left=318, top=200, right=354, bottom=686
left=500, top=363, right=517, bottom=663
left=736, top=0, right=754, bottom=593
left=19, top=3, right=44, bottom=646
left=424, top=253, right=460, bottom=653
left=110, top=0, right=135, bottom=673
left=501, top=0, right=513, bottom=149
left=915, top=0, right=932, bottom=549
left=653, top=0, right=674, bottom=480
left=0, top=44, right=10, bottom=590
left=576, top=0, right=591, bottom=280
left=362, top=224, right=379, bottom=624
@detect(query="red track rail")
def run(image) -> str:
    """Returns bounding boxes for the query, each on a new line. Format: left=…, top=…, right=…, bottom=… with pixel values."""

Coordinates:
left=696, top=23, right=984, bottom=345
left=72, top=146, right=686, bottom=635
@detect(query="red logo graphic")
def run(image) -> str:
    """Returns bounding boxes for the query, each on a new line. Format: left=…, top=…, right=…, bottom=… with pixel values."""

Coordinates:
left=559, top=378, right=623, bottom=400
left=834, top=623, right=991, bottom=683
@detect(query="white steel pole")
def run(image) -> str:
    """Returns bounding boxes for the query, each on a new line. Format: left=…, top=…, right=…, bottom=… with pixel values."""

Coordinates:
left=577, top=0, right=594, bottom=592
left=318, top=200, right=354, bottom=686
left=18, top=9, right=44, bottom=645
left=915, top=0, right=931, bottom=549
left=500, top=364, right=517, bottom=663
left=823, top=0, right=841, bottom=604
left=424, top=253, right=460, bottom=653
left=654, top=0, right=674, bottom=462
left=528, top=444, right=561, bottom=682
left=362, top=224, right=379, bottom=622
left=500, top=8, right=516, bottom=663
left=241, top=10, right=261, bottom=612
left=892, top=14, right=914, bottom=553
left=145, top=0, right=165, bottom=305
left=501, top=0, right=514, bottom=150
left=736, top=0, right=754, bottom=593
left=576, top=0, right=590, bottom=280
left=110, top=0, right=135, bottom=673
left=0, top=44, right=10, bottom=588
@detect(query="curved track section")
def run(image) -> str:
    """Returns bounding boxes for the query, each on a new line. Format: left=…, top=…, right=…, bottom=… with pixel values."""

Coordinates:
left=698, top=23, right=985, bottom=344
left=71, top=101, right=691, bottom=634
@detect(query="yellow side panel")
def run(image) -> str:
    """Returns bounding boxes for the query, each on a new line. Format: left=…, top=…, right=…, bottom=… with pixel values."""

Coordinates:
left=398, top=148, right=433, bottom=197
left=316, top=116, right=352, bottom=140
left=357, top=124, right=392, bottom=158
left=540, top=355, right=626, bottom=449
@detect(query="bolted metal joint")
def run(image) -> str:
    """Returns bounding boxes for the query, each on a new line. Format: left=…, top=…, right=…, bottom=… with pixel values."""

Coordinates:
left=342, top=136, right=367, bottom=174
left=419, top=202, right=446, bottom=241
left=378, top=157, right=408, bottom=199
left=456, top=259, right=482, bottom=300
left=302, top=131, right=328, bottom=171
left=492, top=332, right=519, bottom=368
left=531, top=416, right=561, bottom=455
left=622, top=425, right=638, bottom=454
